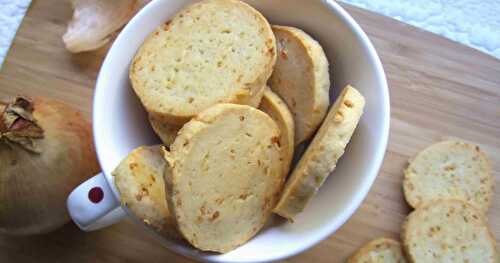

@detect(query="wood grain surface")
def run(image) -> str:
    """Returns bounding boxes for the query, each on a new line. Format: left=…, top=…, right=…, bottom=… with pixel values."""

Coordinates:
left=1, top=0, right=499, bottom=262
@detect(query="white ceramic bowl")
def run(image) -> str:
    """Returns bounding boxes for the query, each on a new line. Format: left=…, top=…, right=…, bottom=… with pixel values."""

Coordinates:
left=92, top=0, right=390, bottom=261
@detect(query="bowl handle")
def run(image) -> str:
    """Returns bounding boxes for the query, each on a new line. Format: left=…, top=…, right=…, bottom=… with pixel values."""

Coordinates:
left=67, top=172, right=126, bottom=231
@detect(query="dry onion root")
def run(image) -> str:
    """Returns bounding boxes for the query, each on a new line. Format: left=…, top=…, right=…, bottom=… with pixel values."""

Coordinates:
left=0, top=96, right=99, bottom=235
left=63, top=0, right=150, bottom=53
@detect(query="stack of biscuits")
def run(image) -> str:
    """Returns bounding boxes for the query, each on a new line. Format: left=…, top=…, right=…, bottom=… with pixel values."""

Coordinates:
left=112, top=0, right=365, bottom=253
left=347, top=140, right=498, bottom=263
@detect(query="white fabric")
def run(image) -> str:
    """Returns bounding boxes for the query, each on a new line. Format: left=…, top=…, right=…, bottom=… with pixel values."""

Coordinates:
left=341, top=0, right=500, bottom=59
left=0, top=0, right=31, bottom=68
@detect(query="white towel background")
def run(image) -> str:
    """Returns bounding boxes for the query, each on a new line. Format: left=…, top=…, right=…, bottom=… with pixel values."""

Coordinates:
left=0, top=0, right=31, bottom=67
left=342, top=0, right=500, bottom=59
left=0, top=0, right=499, bottom=68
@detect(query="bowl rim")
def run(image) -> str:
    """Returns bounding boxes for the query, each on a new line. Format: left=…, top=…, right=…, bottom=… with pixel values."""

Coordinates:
left=93, top=0, right=390, bottom=262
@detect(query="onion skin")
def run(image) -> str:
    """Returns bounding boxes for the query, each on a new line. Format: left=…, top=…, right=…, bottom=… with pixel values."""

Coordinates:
left=0, top=97, right=99, bottom=235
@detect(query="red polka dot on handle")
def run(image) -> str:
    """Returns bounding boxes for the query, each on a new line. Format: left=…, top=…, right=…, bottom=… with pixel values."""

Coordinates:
left=88, top=187, right=104, bottom=203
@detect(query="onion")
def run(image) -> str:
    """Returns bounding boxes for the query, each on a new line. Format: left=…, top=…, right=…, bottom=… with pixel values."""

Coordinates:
left=0, top=96, right=99, bottom=235
left=63, top=0, right=151, bottom=53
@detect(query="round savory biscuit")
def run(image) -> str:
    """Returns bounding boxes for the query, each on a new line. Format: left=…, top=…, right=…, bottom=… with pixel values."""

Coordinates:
left=347, top=238, right=407, bottom=263
left=164, top=104, right=283, bottom=253
left=148, top=114, right=180, bottom=146
left=113, top=145, right=178, bottom=237
left=401, top=199, right=498, bottom=263
left=130, top=0, right=276, bottom=125
left=268, top=25, right=330, bottom=144
left=274, top=85, right=365, bottom=220
left=259, top=87, right=295, bottom=177
left=403, top=140, right=493, bottom=212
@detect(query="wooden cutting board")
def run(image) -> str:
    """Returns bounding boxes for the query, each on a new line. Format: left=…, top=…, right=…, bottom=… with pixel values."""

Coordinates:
left=1, top=0, right=499, bottom=262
